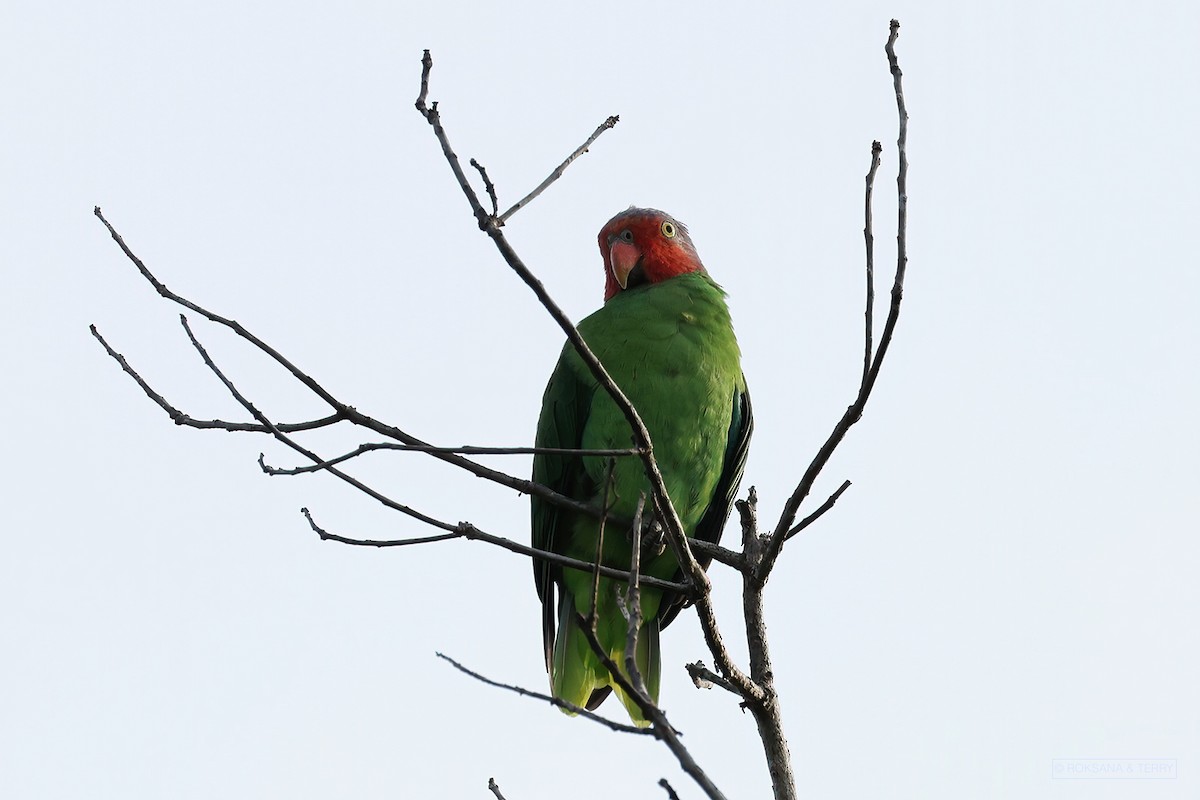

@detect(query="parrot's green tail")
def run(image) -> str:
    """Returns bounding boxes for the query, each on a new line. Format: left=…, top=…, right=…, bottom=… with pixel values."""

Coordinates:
left=551, top=588, right=661, bottom=727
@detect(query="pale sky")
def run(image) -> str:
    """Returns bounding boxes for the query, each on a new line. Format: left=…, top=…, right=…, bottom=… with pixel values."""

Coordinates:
left=2, top=1, right=1198, bottom=798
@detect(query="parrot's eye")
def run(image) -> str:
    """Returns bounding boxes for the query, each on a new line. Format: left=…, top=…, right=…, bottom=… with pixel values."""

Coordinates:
left=660, top=221, right=676, bottom=238
left=620, top=230, right=634, bottom=242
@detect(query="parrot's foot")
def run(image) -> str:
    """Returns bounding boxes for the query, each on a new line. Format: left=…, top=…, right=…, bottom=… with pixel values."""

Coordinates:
left=637, top=517, right=667, bottom=557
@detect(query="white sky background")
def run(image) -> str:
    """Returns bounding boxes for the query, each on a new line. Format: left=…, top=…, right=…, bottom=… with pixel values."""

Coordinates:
left=2, top=1, right=1198, bottom=797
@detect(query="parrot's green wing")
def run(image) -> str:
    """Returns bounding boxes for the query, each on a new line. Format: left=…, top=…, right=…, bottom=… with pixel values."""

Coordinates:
left=531, top=272, right=751, bottom=723
left=658, top=382, right=753, bottom=629
left=531, top=351, right=596, bottom=676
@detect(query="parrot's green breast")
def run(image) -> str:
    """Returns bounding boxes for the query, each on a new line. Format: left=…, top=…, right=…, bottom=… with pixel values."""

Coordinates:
left=531, top=269, right=750, bottom=723
left=569, top=272, right=743, bottom=535
left=544, top=271, right=745, bottom=607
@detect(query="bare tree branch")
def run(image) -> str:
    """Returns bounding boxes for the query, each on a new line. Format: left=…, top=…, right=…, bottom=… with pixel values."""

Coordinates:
left=90, top=213, right=646, bottom=531
left=736, top=492, right=797, bottom=797
left=784, top=479, right=852, bottom=541
left=436, top=653, right=655, bottom=736
left=569, top=496, right=729, bottom=800
left=170, top=312, right=487, bottom=541
left=659, top=778, right=682, bottom=800
left=581, top=495, right=661, bottom=727
left=470, top=158, right=499, bottom=217
left=586, top=460, right=617, bottom=632
left=300, top=507, right=459, bottom=547
left=93, top=23, right=912, bottom=800
left=94, top=207, right=346, bottom=410
left=487, top=778, right=508, bottom=800
left=759, top=20, right=909, bottom=578
left=151, top=311, right=688, bottom=594
left=299, top=507, right=688, bottom=593
left=690, top=587, right=762, bottom=703
left=259, top=442, right=640, bottom=477
left=578, top=612, right=729, bottom=800
left=90, top=324, right=343, bottom=434
left=497, top=115, right=620, bottom=225
left=412, top=48, right=710, bottom=648
left=685, top=539, right=743, bottom=571
left=862, top=140, right=883, bottom=389
left=709, top=26, right=909, bottom=800
left=685, top=661, right=743, bottom=697
left=622, top=494, right=649, bottom=697
left=91, top=235, right=711, bottom=599
left=411, top=69, right=746, bottom=800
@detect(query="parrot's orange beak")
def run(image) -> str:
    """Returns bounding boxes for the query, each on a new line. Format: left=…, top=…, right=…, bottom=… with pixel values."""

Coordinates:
left=609, top=238, right=641, bottom=289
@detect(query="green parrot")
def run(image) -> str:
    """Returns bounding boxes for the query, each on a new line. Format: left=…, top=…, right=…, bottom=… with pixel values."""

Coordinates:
left=532, top=207, right=752, bottom=725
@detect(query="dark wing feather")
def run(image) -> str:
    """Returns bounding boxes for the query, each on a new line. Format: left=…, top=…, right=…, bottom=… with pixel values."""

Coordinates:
left=658, top=381, right=753, bottom=629
left=531, top=353, right=596, bottom=671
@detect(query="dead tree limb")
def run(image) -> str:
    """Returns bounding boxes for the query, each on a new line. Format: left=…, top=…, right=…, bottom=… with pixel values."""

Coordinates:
left=92, top=20, right=911, bottom=800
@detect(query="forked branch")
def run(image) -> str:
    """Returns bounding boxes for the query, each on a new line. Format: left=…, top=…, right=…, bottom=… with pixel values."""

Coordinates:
left=691, top=22, right=909, bottom=800
left=758, top=19, right=909, bottom=580
left=93, top=22, right=911, bottom=800
left=413, top=52, right=705, bottom=596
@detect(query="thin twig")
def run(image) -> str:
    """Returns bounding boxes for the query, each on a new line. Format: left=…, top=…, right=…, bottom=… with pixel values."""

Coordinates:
left=572, top=505, right=731, bottom=798
left=94, top=207, right=344, bottom=410
left=577, top=621, right=730, bottom=800
left=685, top=487, right=761, bottom=702
left=260, top=442, right=641, bottom=476
left=862, top=141, right=882, bottom=390
left=886, top=16, right=910, bottom=316
left=436, top=652, right=655, bottom=736
left=413, top=58, right=702, bottom=604
left=97, top=212, right=679, bottom=585
left=470, top=158, right=499, bottom=218
left=623, top=495, right=648, bottom=697
left=487, top=778, right=507, bottom=800
left=760, top=21, right=909, bottom=577
left=93, top=210, right=642, bottom=530
left=497, top=116, right=620, bottom=225
left=90, top=325, right=343, bottom=433
left=659, top=778, right=682, bottom=800
left=784, top=480, right=852, bottom=541
left=691, top=588, right=762, bottom=702
left=413, top=51, right=489, bottom=231
left=169, top=312, right=688, bottom=592
left=685, top=538, right=744, bottom=570
left=299, top=508, right=688, bottom=592
left=173, top=313, right=464, bottom=532
left=415, top=50, right=432, bottom=116
left=588, top=459, right=616, bottom=632
left=300, top=507, right=459, bottom=547
left=685, top=661, right=743, bottom=697
left=729, top=28, right=908, bottom=800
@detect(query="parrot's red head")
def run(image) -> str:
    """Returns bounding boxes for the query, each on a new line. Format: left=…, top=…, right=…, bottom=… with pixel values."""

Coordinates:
left=598, top=207, right=705, bottom=301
